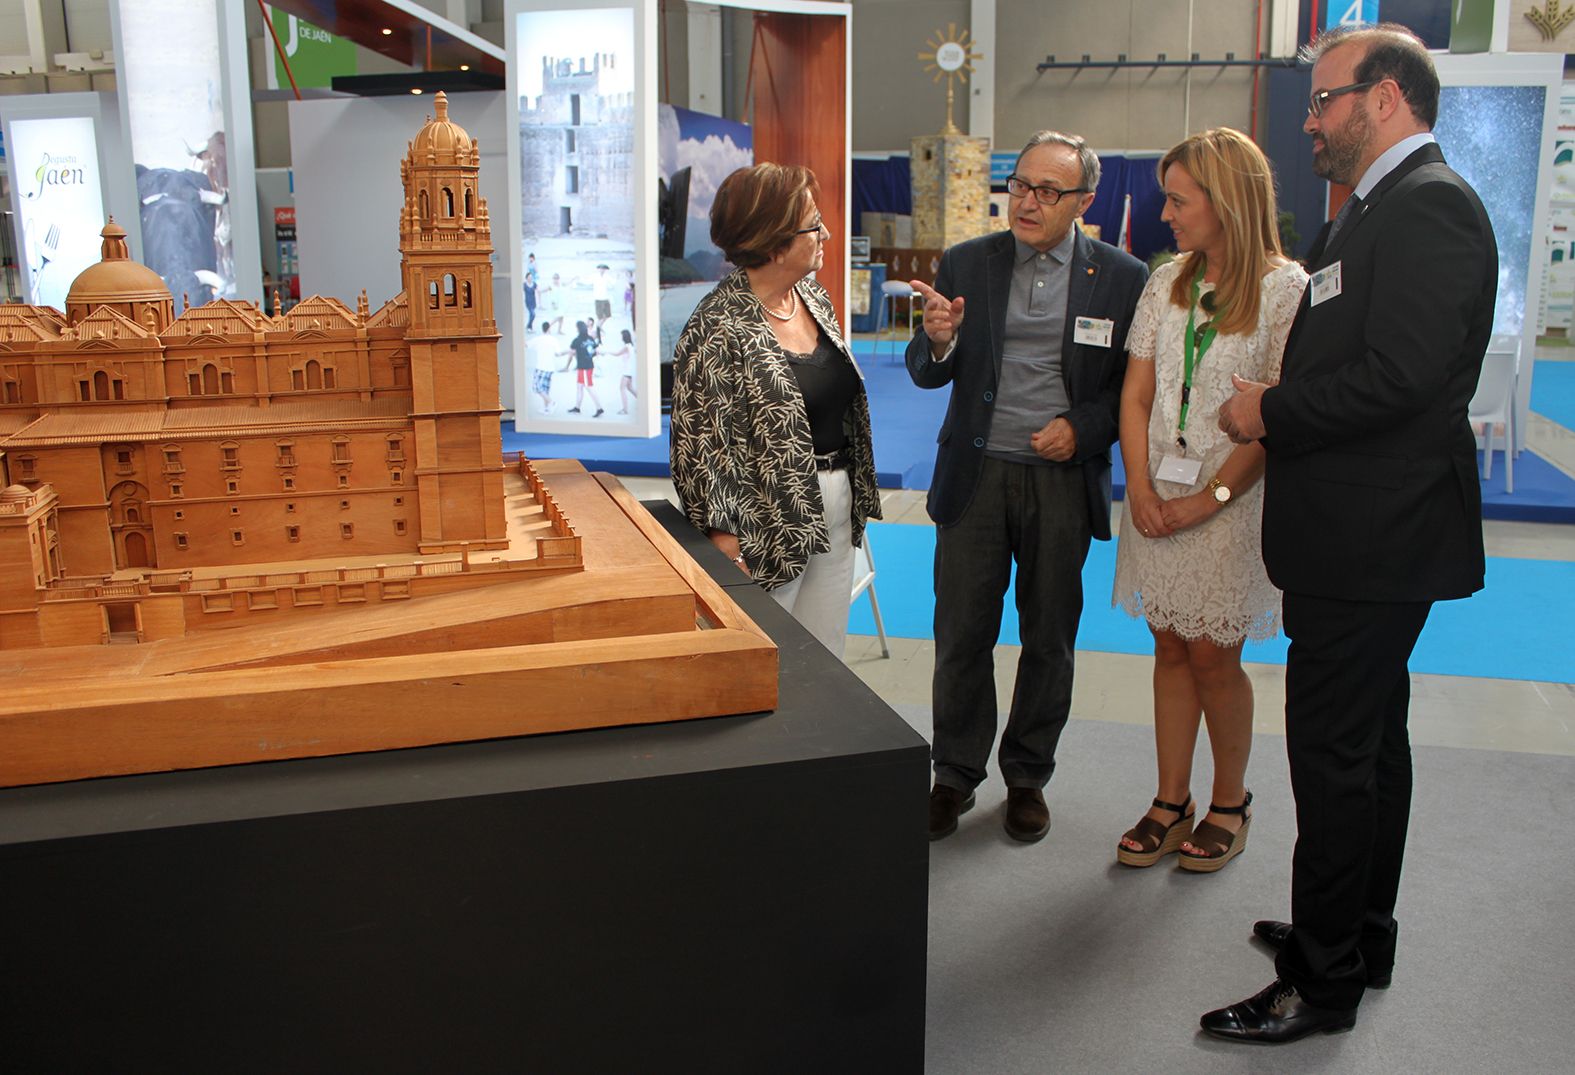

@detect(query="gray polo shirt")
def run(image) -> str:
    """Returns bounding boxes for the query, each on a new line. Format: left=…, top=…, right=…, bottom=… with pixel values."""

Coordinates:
left=985, top=229, right=1074, bottom=463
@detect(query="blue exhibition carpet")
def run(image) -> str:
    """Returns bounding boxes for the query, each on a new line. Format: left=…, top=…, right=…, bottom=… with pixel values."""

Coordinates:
left=1532, top=359, right=1575, bottom=433
left=505, top=340, right=1575, bottom=522
left=848, top=522, right=1575, bottom=685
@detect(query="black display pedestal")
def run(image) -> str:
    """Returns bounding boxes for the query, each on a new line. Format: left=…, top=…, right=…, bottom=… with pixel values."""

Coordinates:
left=0, top=504, right=929, bottom=1073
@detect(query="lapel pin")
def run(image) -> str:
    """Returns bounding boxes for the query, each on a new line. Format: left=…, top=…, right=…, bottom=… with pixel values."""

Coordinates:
left=1086, top=268, right=1094, bottom=275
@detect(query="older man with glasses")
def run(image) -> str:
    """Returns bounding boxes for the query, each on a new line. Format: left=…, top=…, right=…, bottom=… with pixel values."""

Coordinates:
left=907, top=130, right=1148, bottom=843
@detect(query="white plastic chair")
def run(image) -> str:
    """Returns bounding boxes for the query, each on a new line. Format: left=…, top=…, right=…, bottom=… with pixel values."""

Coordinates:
left=850, top=532, right=889, bottom=658
left=1468, top=334, right=1522, bottom=494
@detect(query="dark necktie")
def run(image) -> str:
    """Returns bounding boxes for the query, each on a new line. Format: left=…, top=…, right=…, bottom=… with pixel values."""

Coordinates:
left=1326, top=193, right=1362, bottom=247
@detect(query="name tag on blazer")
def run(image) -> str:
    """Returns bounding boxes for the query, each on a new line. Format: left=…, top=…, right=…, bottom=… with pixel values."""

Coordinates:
left=1073, top=316, right=1115, bottom=347
left=1310, top=262, right=1343, bottom=307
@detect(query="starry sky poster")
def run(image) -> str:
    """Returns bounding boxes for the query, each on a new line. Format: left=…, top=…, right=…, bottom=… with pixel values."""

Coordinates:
left=1434, top=84, right=1546, bottom=337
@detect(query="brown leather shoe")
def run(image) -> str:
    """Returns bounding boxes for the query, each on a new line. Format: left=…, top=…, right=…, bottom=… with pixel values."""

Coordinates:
left=1004, top=787, right=1050, bottom=842
left=928, top=784, right=976, bottom=841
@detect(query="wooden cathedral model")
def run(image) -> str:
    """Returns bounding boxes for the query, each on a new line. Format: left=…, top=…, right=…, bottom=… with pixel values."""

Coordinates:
left=0, top=94, right=775, bottom=787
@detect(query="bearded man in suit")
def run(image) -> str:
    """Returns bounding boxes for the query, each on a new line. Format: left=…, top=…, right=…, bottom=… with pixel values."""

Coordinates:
left=1210, top=24, right=1497, bottom=1043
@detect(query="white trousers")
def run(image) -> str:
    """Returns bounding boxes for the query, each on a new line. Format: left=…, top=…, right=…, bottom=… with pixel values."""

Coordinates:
left=771, top=467, right=855, bottom=660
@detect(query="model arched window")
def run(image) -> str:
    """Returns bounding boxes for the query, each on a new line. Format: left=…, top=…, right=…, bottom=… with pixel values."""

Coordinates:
left=306, top=359, right=323, bottom=390
left=462, top=281, right=472, bottom=308
left=93, top=370, right=110, bottom=399
left=464, top=188, right=474, bottom=216
left=202, top=363, right=220, bottom=395
left=429, top=281, right=440, bottom=309
left=419, top=190, right=430, bottom=220
left=443, top=274, right=457, bottom=307
left=442, top=187, right=454, bottom=216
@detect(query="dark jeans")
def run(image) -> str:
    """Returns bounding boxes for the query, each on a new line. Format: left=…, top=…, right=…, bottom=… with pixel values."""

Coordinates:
left=931, top=457, right=1092, bottom=792
left=1275, top=591, right=1432, bottom=1010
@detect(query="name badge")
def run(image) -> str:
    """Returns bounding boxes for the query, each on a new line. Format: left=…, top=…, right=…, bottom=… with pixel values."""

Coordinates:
left=1154, top=454, right=1203, bottom=485
left=1073, top=316, right=1115, bottom=348
left=1310, top=261, right=1342, bottom=307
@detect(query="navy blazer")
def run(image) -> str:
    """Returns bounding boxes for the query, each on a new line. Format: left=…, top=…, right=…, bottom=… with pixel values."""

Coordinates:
left=1261, top=142, right=1496, bottom=602
left=905, top=228, right=1148, bottom=538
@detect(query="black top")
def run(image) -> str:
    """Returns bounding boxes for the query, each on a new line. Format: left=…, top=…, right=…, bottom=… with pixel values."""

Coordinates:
left=570, top=334, right=597, bottom=369
left=783, top=329, right=858, bottom=455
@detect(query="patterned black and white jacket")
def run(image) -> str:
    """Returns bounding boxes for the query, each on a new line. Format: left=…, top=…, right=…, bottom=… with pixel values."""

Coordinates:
left=670, top=269, right=881, bottom=591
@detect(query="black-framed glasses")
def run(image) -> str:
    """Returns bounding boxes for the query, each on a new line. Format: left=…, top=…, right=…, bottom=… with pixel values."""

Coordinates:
left=1307, top=79, right=1379, bottom=117
left=1005, top=174, right=1090, bottom=206
left=794, top=217, right=828, bottom=238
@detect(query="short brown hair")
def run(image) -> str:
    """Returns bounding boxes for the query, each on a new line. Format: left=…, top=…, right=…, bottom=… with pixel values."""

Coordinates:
left=709, top=163, right=820, bottom=269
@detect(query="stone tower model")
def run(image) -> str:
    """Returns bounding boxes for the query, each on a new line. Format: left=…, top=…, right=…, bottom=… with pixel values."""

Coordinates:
left=400, top=93, right=508, bottom=552
left=910, top=133, right=992, bottom=250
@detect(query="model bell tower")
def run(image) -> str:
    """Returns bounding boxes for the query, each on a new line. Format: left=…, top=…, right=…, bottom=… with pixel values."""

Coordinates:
left=400, top=92, right=507, bottom=552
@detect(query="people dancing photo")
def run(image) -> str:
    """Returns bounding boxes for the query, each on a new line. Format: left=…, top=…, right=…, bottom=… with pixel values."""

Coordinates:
left=1112, top=127, right=1307, bottom=873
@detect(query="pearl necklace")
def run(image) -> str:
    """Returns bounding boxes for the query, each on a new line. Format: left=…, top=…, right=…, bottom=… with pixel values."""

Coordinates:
left=759, top=287, right=798, bottom=322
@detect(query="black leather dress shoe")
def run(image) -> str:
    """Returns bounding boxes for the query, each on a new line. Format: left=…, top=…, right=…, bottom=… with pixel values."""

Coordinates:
left=928, top=785, right=975, bottom=841
left=1003, top=787, right=1050, bottom=842
left=1200, top=979, right=1356, bottom=1044
left=1252, top=920, right=1393, bottom=988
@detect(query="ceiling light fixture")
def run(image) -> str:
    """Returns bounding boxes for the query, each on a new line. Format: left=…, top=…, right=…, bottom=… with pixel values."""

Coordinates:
left=381, top=27, right=393, bottom=35
left=411, top=88, right=423, bottom=94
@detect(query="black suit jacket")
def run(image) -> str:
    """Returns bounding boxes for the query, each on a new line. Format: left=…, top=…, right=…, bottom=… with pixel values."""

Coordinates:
left=1261, top=142, right=1497, bottom=602
left=905, top=228, right=1148, bottom=538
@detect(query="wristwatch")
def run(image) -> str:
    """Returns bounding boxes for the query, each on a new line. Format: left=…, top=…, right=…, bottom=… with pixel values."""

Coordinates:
left=1207, top=477, right=1232, bottom=504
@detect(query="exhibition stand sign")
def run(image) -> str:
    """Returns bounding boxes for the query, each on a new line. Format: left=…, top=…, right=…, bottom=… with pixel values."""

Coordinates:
left=1433, top=50, right=1562, bottom=452
left=507, top=0, right=661, bottom=437
left=0, top=92, right=138, bottom=312
left=4, top=116, right=108, bottom=310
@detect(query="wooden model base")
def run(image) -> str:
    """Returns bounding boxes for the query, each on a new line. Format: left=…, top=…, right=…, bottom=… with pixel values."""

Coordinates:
left=0, top=462, right=777, bottom=787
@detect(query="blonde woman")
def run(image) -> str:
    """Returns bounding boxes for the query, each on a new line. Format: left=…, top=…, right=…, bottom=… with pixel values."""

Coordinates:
left=1113, top=128, right=1307, bottom=871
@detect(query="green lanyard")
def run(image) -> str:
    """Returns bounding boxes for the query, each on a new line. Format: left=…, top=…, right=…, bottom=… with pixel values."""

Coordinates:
left=1178, top=275, right=1221, bottom=438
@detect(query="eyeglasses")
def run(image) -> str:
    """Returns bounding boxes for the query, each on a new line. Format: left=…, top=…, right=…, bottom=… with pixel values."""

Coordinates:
left=1307, top=79, right=1379, bottom=118
left=1005, top=175, right=1090, bottom=206
left=794, top=217, right=828, bottom=239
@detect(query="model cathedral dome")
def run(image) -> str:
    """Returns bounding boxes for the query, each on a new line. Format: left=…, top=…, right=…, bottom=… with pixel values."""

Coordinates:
left=64, top=219, right=174, bottom=332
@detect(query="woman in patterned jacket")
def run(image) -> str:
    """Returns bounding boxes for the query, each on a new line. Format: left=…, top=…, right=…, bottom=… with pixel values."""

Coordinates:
left=670, top=163, right=880, bottom=659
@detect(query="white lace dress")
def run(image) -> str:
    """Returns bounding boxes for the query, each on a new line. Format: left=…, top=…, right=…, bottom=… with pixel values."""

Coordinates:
left=1112, top=258, right=1308, bottom=644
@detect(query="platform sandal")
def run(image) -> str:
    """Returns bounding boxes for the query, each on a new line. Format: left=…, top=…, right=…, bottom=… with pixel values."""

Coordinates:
left=1116, top=795, right=1194, bottom=868
left=1177, top=791, right=1253, bottom=873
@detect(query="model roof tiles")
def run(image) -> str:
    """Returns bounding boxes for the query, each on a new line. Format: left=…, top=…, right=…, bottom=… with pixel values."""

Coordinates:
left=278, top=296, right=361, bottom=333
left=3, top=397, right=410, bottom=447
left=63, top=305, right=155, bottom=341
left=165, top=299, right=272, bottom=336
left=367, top=292, right=410, bottom=328
left=0, top=308, right=63, bottom=343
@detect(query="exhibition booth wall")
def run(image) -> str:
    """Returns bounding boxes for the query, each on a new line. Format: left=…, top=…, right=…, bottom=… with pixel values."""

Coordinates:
left=289, top=91, right=518, bottom=405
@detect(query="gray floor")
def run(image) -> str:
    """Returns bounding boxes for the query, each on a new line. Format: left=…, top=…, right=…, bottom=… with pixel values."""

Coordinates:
left=903, top=703, right=1575, bottom=1073
left=619, top=342, right=1575, bottom=1072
